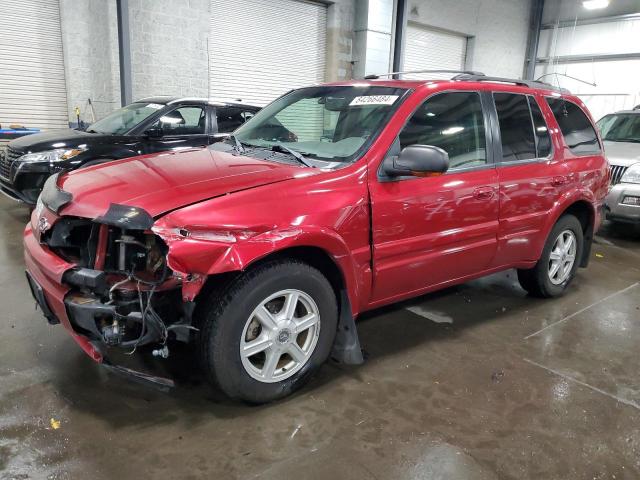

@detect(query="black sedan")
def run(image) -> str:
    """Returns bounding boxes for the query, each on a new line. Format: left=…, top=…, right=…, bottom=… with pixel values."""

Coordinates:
left=0, top=97, right=260, bottom=205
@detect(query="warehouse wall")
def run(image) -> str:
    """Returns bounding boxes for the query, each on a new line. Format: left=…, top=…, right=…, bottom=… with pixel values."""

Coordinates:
left=326, top=0, right=357, bottom=81
left=59, top=0, right=120, bottom=124
left=129, top=0, right=210, bottom=100
left=535, top=1, right=640, bottom=120
left=406, top=0, right=531, bottom=78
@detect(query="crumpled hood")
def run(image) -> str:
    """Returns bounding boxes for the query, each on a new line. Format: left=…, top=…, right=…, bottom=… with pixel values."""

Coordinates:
left=58, top=148, right=315, bottom=219
left=603, top=141, right=640, bottom=167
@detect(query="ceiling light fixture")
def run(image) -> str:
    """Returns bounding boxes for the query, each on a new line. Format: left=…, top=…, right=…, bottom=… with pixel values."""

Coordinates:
left=582, top=0, right=610, bottom=10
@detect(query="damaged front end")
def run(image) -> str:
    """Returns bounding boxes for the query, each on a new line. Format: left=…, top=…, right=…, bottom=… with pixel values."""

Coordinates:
left=40, top=203, right=196, bottom=358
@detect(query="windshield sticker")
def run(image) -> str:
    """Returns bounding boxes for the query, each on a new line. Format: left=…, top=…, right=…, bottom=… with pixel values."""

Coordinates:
left=349, top=95, right=399, bottom=106
left=146, top=103, right=164, bottom=110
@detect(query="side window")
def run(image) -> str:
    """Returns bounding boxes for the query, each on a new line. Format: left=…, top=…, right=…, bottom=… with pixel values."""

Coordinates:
left=151, top=106, right=206, bottom=135
left=546, top=97, right=600, bottom=155
left=493, top=93, right=536, bottom=162
left=399, top=92, right=487, bottom=170
left=217, top=107, right=249, bottom=133
left=528, top=96, right=552, bottom=158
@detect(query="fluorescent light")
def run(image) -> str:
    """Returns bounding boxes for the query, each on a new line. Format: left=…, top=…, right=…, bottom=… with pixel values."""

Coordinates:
left=583, top=0, right=609, bottom=10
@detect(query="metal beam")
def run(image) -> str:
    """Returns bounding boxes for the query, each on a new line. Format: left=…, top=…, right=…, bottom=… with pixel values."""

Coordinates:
left=391, top=0, right=408, bottom=78
left=541, top=12, right=640, bottom=30
left=536, top=52, right=640, bottom=64
left=116, top=0, right=132, bottom=106
left=523, top=0, right=544, bottom=80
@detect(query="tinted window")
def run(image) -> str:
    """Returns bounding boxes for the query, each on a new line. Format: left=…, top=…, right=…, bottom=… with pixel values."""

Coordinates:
left=494, top=93, right=536, bottom=162
left=546, top=98, right=600, bottom=154
left=528, top=97, right=552, bottom=157
left=399, top=92, right=487, bottom=169
left=151, top=106, right=206, bottom=135
left=217, top=107, right=252, bottom=133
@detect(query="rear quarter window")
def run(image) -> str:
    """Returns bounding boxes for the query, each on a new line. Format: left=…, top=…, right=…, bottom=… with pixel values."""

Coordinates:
left=546, top=97, right=600, bottom=155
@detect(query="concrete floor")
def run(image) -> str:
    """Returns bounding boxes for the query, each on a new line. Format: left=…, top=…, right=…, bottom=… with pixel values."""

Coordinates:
left=1, top=196, right=639, bottom=480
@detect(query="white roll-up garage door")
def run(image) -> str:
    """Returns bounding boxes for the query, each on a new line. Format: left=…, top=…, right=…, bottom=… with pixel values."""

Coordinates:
left=403, top=23, right=467, bottom=79
left=209, top=0, right=327, bottom=106
left=0, top=0, right=69, bottom=130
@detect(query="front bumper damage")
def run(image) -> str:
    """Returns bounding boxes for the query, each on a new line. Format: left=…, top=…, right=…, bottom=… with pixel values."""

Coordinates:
left=23, top=195, right=204, bottom=389
left=605, top=182, right=640, bottom=224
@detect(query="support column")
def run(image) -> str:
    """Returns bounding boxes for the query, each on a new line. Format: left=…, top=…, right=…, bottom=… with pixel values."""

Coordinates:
left=391, top=0, right=407, bottom=77
left=116, top=0, right=132, bottom=106
left=352, top=0, right=395, bottom=78
left=523, top=0, right=544, bottom=80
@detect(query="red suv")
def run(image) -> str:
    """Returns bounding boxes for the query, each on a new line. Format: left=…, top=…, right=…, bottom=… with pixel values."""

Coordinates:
left=24, top=74, right=608, bottom=403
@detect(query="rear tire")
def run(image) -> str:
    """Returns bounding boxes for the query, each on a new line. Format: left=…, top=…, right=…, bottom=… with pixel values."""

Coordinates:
left=196, top=259, right=338, bottom=404
left=517, top=214, right=584, bottom=298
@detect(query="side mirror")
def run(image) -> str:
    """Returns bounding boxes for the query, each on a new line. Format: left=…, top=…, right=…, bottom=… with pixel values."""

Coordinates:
left=385, top=145, right=449, bottom=177
left=144, top=127, right=163, bottom=139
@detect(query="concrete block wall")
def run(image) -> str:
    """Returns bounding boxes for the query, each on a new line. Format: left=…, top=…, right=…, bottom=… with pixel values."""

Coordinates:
left=59, top=0, right=121, bottom=124
left=326, top=0, right=357, bottom=81
left=407, top=0, right=531, bottom=78
left=129, top=0, right=210, bottom=100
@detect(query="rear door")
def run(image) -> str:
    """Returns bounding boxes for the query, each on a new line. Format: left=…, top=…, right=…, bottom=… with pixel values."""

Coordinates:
left=490, top=92, right=568, bottom=266
left=368, top=90, right=499, bottom=305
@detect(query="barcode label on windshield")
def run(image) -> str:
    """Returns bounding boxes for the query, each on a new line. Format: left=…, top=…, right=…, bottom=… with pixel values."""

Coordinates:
left=349, top=95, right=399, bottom=106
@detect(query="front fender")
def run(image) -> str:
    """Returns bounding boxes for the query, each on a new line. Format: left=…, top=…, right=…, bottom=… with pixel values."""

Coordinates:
left=164, top=226, right=368, bottom=316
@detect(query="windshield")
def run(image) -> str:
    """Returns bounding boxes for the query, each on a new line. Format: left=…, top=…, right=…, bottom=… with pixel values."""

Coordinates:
left=597, top=114, right=640, bottom=143
left=233, top=86, right=408, bottom=163
left=87, top=102, right=165, bottom=135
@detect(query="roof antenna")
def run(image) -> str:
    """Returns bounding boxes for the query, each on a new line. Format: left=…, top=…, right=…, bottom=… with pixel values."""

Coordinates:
left=535, top=72, right=597, bottom=87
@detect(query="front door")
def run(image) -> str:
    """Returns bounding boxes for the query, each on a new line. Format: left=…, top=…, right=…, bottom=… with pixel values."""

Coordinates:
left=144, top=105, right=210, bottom=153
left=368, top=90, right=499, bottom=305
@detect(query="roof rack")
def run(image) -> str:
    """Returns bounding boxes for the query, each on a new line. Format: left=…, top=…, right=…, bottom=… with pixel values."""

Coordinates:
left=364, top=69, right=486, bottom=80
left=452, top=73, right=569, bottom=92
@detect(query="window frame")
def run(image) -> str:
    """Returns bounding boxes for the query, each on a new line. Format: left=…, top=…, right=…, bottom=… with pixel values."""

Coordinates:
left=545, top=96, right=601, bottom=157
left=135, top=103, right=210, bottom=138
left=378, top=89, right=497, bottom=182
left=488, top=91, right=554, bottom=167
left=527, top=95, right=553, bottom=160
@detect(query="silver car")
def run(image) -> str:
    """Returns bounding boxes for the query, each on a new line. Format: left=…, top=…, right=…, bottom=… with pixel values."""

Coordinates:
left=598, top=108, right=640, bottom=224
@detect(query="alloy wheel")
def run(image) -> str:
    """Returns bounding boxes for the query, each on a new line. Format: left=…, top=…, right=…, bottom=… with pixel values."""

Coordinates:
left=548, top=229, right=577, bottom=285
left=240, top=289, right=321, bottom=383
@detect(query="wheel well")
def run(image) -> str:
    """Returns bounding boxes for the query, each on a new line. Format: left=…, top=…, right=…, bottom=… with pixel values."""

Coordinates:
left=560, top=200, right=594, bottom=267
left=198, top=246, right=346, bottom=305
left=248, top=246, right=346, bottom=300
left=562, top=200, right=592, bottom=233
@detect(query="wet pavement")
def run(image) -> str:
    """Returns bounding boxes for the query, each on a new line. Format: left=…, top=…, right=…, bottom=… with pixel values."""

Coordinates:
left=1, top=195, right=639, bottom=479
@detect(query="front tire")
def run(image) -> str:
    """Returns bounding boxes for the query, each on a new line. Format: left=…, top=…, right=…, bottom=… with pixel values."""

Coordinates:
left=517, top=214, right=584, bottom=298
left=197, top=260, right=338, bottom=403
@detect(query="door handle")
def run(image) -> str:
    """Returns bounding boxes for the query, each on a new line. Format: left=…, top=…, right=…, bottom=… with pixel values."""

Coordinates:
left=473, top=186, right=495, bottom=200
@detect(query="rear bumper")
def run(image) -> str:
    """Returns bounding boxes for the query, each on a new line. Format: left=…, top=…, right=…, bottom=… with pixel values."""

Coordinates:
left=605, top=183, right=640, bottom=224
left=23, top=224, right=103, bottom=362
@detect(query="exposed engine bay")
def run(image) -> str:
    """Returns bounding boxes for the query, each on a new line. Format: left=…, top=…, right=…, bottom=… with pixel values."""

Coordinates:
left=42, top=214, right=195, bottom=357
